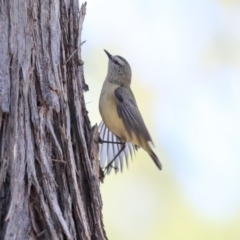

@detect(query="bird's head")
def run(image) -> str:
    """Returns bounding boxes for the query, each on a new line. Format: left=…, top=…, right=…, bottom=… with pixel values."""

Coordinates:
left=104, top=49, right=132, bottom=87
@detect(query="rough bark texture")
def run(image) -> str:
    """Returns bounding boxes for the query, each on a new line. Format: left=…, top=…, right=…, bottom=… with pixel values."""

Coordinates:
left=0, top=1, right=106, bottom=239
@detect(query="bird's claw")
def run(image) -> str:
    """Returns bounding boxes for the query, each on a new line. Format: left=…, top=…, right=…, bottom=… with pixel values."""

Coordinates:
left=104, top=163, right=119, bottom=174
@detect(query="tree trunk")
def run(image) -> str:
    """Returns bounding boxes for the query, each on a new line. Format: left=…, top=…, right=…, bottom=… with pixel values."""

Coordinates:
left=0, top=1, right=106, bottom=239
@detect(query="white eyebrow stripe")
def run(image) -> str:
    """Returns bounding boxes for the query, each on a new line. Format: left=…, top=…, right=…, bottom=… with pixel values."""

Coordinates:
left=115, top=55, right=125, bottom=61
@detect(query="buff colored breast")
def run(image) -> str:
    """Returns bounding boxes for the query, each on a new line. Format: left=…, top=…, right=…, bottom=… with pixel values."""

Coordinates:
left=99, top=81, right=127, bottom=141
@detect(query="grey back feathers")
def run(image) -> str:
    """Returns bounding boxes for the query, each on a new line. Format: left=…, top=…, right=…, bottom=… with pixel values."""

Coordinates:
left=115, top=87, right=152, bottom=144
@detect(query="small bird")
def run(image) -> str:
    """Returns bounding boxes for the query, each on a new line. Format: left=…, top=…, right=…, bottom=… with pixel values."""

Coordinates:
left=99, top=50, right=162, bottom=173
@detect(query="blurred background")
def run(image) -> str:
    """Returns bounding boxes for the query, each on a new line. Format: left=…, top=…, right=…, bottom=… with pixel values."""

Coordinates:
left=82, top=0, right=240, bottom=239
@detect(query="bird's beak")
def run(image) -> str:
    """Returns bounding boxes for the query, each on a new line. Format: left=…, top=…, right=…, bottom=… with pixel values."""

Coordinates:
left=104, top=49, right=113, bottom=60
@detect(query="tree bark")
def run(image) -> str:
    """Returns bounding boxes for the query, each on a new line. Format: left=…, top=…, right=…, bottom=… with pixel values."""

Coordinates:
left=0, top=1, right=106, bottom=239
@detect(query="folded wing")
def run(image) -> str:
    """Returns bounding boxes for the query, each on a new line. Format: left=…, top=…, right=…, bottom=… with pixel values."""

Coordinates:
left=114, top=87, right=152, bottom=144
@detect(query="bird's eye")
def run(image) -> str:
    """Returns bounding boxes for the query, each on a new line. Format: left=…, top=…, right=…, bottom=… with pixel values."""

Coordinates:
left=113, top=60, right=120, bottom=66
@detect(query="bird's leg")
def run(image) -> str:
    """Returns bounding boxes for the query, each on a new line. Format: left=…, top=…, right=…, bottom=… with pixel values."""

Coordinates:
left=98, top=136, right=125, bottom=145
left=98, top=136, right=126, bottom=173
left=105, top=142, right=126, bottom=173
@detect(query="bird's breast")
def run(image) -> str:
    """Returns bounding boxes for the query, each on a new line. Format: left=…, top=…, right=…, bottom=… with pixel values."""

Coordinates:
left=99, top=82, right=127, bottom=141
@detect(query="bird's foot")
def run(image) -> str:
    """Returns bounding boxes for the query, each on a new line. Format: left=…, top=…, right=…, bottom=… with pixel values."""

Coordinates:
left=104, top=163, right=119, bottom=174
left=96, top=136, right=103, bottom=144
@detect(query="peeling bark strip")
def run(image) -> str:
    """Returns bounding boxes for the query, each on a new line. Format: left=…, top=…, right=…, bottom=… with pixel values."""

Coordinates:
left=0, top=1, right=106, bottom=239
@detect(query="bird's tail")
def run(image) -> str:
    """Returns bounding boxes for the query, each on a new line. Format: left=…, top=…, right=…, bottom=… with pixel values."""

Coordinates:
left=149, top=150, right=162, bottom=170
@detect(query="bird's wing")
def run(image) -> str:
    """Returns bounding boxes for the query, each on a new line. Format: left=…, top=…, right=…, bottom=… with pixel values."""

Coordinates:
left=99, top=121, right=138, bottom=174
left=114, top=87, right=152, bottom=144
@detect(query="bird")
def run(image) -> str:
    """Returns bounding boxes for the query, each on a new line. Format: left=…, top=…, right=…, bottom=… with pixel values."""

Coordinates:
left=99, top=49, right=162, bottom=173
